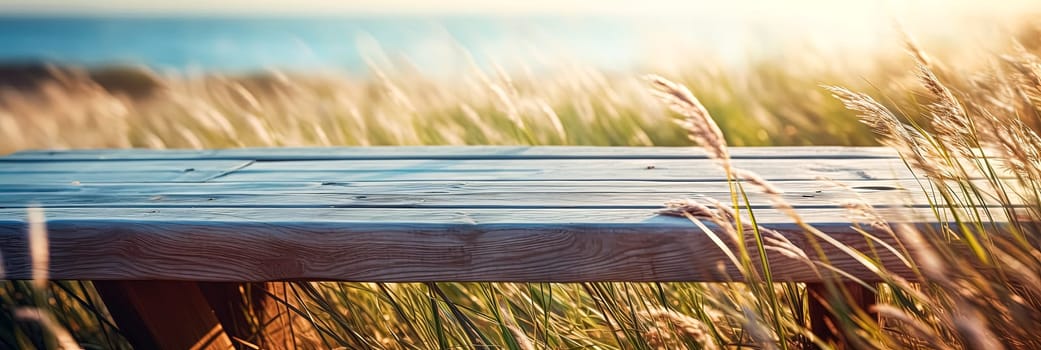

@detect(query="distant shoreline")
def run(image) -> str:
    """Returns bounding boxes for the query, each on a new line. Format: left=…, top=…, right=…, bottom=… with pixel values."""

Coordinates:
left=2, top=13, right=1029, bottom=74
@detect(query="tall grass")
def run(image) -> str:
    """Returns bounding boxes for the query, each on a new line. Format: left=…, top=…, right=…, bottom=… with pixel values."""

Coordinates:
left=2, top=19, right=1041, bottom=350
left=0, top=46, right=909, bottom=153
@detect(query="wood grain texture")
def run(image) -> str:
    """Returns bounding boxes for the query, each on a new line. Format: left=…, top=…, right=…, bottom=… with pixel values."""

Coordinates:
left=0, top=206, right=994, bottom=282
left=0, top=147, right=1016, bottom=284
left=2, top=188, right=1019, bottom=209
left=0, top=191, right=917, bottom=209
left=0, top=179, right=913, bottom=194
left=0, top=160, right=252, bottom=173
left=213, top=158, right=917, bottom=182
left=0, top=160, right=925, bottom=185
left=0, top=206, right=1003, bottom=225
left=5, top=146, right=901, bottom=161
left=1, top=179, right=1011, bottom=206
left=0, top=160, right=252, bottom=184
left=0, top=158, right=919, bottom=183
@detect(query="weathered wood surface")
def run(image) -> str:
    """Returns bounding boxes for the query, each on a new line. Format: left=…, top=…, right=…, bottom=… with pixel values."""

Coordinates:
left=0, top=158, right=923, bottom=183
left=0, top=147, right=1012, bottom=283
left=4, top=146, right=901, bottom=161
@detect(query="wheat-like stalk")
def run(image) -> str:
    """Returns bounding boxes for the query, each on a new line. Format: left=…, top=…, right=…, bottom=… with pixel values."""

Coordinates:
left=27, top=206, right=48, bottom=291
left=646, top=74, right=730, bottom=169
left=15, top=308, right=82, bottom=350
left=637, top=307, right=717, bottom=350
left=824, top=86, right=952, bottom=179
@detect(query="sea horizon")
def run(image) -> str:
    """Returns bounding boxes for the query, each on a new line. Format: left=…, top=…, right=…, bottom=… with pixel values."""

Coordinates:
left=0, top=7, right=1030, bottom=76
left=0, top=13, right=896, bottom=76
left=0, top=15, right=715, bottom=75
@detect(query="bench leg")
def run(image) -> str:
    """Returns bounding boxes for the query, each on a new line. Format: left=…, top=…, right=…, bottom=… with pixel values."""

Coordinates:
left=198, top=282, right=292, bottom=349
left=807, top=282, right=877, bottom=349
left=93, top=281, right=233, bottom=350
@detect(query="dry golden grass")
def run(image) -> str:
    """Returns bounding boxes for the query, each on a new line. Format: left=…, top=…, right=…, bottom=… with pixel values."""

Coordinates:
left=645, top=31, right=1041, bottom=347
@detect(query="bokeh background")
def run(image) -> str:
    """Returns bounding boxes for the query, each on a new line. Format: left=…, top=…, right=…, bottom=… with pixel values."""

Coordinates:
left=1, top=0, right=1039, bottom=154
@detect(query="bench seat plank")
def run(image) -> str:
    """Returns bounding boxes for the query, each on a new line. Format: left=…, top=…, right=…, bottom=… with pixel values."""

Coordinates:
left=1, top=146, right=1017, bottom=349
left=0, top=160, right=253, bottom=173
left=0, top=178, right=1006, bottom=201
left=0, top=146, right=1014, bottom=284
left=0, top=205, right=1017, bottom=282
left=4, top=146, right=900, bottom=161
left=0, top=186, right=1022, bottom=208
left=0, top=158, right=921, bottom=183
left=0, top=159, right=252, bottom=183
left=213, top=158, right=918, bottom=182
left=0, top=206, right=928, bottom=282
left=0, top=179, right=912, bottom=194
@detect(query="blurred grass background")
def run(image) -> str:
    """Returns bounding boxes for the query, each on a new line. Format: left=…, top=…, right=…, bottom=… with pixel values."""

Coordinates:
left=1, top=18, right=1037, bottom=154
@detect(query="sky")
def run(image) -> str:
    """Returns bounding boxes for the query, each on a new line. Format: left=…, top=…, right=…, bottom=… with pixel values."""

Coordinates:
left=0, top=0, right=1037, bottom=73
left=0, top=0, right=1038, bottom=17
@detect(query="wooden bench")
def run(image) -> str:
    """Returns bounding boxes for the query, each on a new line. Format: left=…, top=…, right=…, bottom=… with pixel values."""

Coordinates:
left=0, top=146, right=949, bottom=349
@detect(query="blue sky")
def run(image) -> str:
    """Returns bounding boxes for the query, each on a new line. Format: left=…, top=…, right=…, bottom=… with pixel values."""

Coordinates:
left=1, top=0, right=1035, bottom=16
left=3, top=1, right=734, bottom=15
